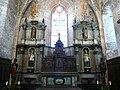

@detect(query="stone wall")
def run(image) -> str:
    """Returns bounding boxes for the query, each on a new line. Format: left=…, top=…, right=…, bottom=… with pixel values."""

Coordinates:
left=0, top=0, right=8, bottom=38
left=67, top=5, right=75, bottom=46
left=0, top=0, right=17, bottom=59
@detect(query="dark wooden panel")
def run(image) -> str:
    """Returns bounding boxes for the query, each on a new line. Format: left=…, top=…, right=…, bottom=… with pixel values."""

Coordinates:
left=107, top=57, right=120, bottom=90
left=0, top=57, right=11, bottom=89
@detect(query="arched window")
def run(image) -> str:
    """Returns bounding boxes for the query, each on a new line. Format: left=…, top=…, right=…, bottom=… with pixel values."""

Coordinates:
left=51, top=5, right=68, bottom=47
left=103, top=5, right=118, bottom=59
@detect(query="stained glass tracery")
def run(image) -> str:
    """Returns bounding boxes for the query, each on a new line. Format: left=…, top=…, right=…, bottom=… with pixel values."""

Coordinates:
left=51, top=5, right=67, bottom=47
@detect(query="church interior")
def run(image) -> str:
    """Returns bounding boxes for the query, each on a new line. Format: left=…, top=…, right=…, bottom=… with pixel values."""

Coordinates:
left=0, top=0, right=120, bottom=90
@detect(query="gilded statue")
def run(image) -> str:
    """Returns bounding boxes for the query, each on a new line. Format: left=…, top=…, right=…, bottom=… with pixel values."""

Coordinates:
left=31, top=0, right=38, bottom=17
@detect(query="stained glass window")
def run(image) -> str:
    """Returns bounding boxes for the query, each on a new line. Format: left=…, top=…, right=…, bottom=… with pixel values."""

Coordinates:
left=51, top=5, right=67, bottom=47
left=103, top=6, right=118, bottom=59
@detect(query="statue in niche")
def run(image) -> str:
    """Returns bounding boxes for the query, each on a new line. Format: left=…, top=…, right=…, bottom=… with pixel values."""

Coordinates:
left=31, top=26, right=36, bottom=39
left=82, top=27, right=88, bottom=39
left=28, top=48, right=35, bottom=67
left=83, top=48, right=90, bottom=67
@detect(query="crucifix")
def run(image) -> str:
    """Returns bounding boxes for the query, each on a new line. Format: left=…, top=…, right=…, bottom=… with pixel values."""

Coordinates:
left=58, top=33, right=60, bottom=40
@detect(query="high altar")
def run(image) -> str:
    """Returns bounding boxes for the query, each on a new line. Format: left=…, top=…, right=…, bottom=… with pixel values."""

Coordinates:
left=15, top=19, right=103, bottom=89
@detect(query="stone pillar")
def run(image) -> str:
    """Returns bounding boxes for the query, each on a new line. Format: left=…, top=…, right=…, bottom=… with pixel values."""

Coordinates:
left=12, top=16, right=22, bottom=63
left=98, top=15, right=109, bottom=87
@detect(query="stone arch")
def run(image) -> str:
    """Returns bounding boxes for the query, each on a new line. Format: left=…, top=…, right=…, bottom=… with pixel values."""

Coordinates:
left=49, top=0, right=72, bottom=12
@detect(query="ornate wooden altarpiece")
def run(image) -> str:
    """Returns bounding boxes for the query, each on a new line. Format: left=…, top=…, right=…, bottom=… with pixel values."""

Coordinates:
left=41, top=34, right=77, bottom=87
left=15, top=19, right=104, bottom=89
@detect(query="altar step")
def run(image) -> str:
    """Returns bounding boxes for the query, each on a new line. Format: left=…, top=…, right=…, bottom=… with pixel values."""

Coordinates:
left=35, top=87, right=82, bottom=90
